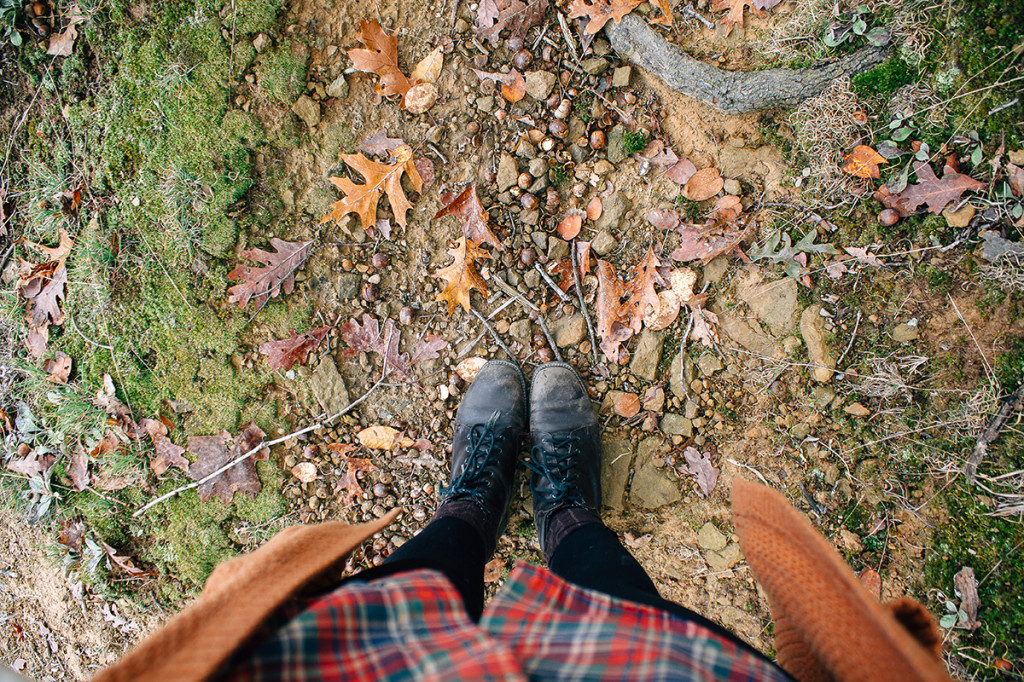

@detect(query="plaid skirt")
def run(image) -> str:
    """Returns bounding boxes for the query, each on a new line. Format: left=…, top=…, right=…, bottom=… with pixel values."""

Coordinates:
left=225, top=561, right=791, bottom=681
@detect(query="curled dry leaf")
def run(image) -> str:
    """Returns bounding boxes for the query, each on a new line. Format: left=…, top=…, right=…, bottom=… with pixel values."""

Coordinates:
left=357, top=425, right=403, bottom=450
left=841, top=145, right=887, bottom=179
left=586, top=197, right=603, bottom=221
left=471, top=68, right=527, bottom=103
left=613, top=392, right=642, bottom=418
left=142, top=418, right=189, bottom=476
left=683, top=167, right=724, bottom=202
left=15, top=228, right=74, bottom=358
left=259, top=326, right=331, bottom=371
left=44, top=352, right=72, bottom=384
left=476, top=0, right=550, bottom=46
left=6, top=445, right=55, bottom=478
left=322, top=145, right=423, bottom=234
left=432, top=237, right=491, bottom=315
left=712, top=0, right=782, bottom=36
left=557, top=211, right=584, bottom=239
left=455, top=356, right=488, bottom=382
left=643, top=290, right=680, bottom=330
left=46, top=12, right=84, bottom=56
left=434, top=184, right=503, bottom=250
left=227, top=238, right=314, bottom=309
left=291, top=461, right=318, bottom=483
left=404, top=83, right=439, bottom=115
left=348, top=21, right=442, bottom=112
left=690, top=308, right=719, bottom=348
left=668, top=213, right=757, bottom=264
left=68, top=443, right=90, bottom=491
left=101, top=542, right=153, bottom=577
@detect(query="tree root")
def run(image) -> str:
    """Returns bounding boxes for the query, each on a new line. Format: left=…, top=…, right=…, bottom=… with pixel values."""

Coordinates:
left=604, top=14, right=889, bottom=115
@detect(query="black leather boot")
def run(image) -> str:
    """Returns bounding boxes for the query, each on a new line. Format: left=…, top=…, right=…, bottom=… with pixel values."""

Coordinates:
left=434, top=360, right=526, bottom=558
left=527, top=362, right=602, bottom=562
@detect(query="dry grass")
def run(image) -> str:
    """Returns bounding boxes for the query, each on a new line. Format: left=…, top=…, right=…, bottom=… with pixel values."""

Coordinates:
left=981, top=253, right=1024, bottom=292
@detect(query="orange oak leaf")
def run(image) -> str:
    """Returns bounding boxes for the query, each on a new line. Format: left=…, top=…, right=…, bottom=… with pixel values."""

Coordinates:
left=334, top=453, right=377, bottom=505
left=649, top=0, right=674, bottom=25
left=620, top=245, right=667, bottom=333
left=186, top=423, right=269, bottom=504
left=841, top=145, right=887, bottom=179
left=227, top=238, right=314, bottom=309
left=557, top=210, right=584, bottom=239
left=712, top=0, right=781, bottom=35
left=44, top=351, right=72, bottom=383
left=321, top=145, right=423, bottom=234
left=567, top=0, right=644, bottom=34
left=885, top=160, right=986, bottom=216
left=433, top=237, right=491, bottom=315
left=141, top=418, right=189, bottom=476
left=348, top=21, right=442, bottom=112
left=433, top=184, right=503, bottom=250
left=259, top=326, right=331, bottom=370
left=476, top=0, right=550, bottom=47
left=595, top=259, right=633, bottom=363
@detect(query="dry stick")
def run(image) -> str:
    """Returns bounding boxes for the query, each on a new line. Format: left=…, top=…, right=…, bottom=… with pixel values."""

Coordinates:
left=533, top=263, right=572, bottom=303
left=571, top=246, right=599, bottom=363
left=966, top=385, right=1024, bottom=485
left=470, top=307, right=517, bottom=361
left=133, top=372, right=387, bottom=517
left=491, top=275, right=539, bottom=312
left=536, top=314, right=563, bottom=362
left=488, top=276, right=561, bottom=360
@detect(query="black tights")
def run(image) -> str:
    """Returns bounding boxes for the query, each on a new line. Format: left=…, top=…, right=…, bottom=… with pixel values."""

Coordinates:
left=345, top=516, right=771, bottom=662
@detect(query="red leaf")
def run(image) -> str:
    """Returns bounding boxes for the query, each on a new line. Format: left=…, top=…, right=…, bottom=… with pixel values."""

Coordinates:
left=227, top=239, right=314, bottom=309
left=186, top=423, right=269, bottom=504
left=557, top=211, right=583, bottom=239
left=259, top=326, right=332, bottom=370
left=434, top=184, right=502, bottom=250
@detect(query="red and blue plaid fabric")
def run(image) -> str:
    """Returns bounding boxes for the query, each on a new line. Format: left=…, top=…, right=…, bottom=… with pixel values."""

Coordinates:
left=226, top=562, right=791, bottom=681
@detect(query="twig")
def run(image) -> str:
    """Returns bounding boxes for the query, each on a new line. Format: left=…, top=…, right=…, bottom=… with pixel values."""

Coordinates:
left=470, top=307, right=517, bottom=362
left=534, top=263, right=572, bottom=303
left=681, top=6, right=714, bottom=28
left=69, top=315, right=114, bottom=351
left=571, top=245, right=598, bottom=363
left=491, top=275, right=540, bottom=312
left=556, top=11, right=581, bottom=65
left=132, top=372, right=387, bottom=517
left=835, top=310, right=861, bottom=368
left=727, top=458, right=770, bottom=486
left=966, top=385, right=1024, bottom=485
left=536, top=314, right=563, bottom=362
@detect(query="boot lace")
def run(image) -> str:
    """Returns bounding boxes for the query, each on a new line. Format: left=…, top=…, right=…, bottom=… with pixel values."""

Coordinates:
left=526, top=433, right=584, bottom=506
left=440, top=413, right=504, bottom=502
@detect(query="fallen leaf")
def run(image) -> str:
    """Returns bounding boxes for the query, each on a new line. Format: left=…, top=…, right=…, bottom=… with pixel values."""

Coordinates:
left=322, top=145, right=423, bottom=234
left=595, top=259, right=633, bottom=363
left=647, top=208, right=680, bottom=232
left=259, top=326, right=331, bottom=371
left=433, top=237, right=491, bottom=315
left=665, top=159, right=698, bottom=186
left=348, top=20, right=438, bottom=112
left=101, top=542, right=153, bottom=577
left=6, top=447, right=54, bottom=478
left=690, top=308, right=719, bottom=347
left=359, top=129, right=405, bottom=157
left=68, top=443, right=90, bottom=491
left=404, top=83, right=439, bottom=115
left=455, top=356, right=488, bottom=383
left=648, top=0, right=674, bottom=25
left=557, top=211, right=584, bottom=239
left=644, top=290, right=680, bottom=330
left=335, top=455, right=377, bottom=504
left=410, top=47, right=444, bottom=84
left=613, top=392, right=642, bottom=417
left=95, top=374, right=137, bottom=433
left=477, top=0, right=550, bottom=46
left=44, top=352, right=72, bottom=384
left=357, top=425, right=402, bottom=450
left=667, top=213, right=757, bottom=264
left=57, top=518, right=86, bottom=553
left=710, top=195, right=743, bottom=222
left=680, top=446, right=718, bottom=497
left=844, top=246, right=885, bottom=267
left=886, top=161, right=986, bottom=216
left=858, top=567, right=882, bottom=599
left=484, top=558, right=505, bottom=583
left=712, top=0, right=781, bottom=35
left=291, top=462, right=318, bottom=483
left=953, top=566, right=979, bottom=629
left=683, top=167, right=724, bottom=201
left=620, top=245, right=667, bottom=334
left=586, top=197, right=603, bottom=221
left=567, top=0, right=644, bottom=34
left=415, top=158, right=436, bottom=193
left=1006, top=163, right=1024, bottom=197
left=471, top=68, right=526, bottom=103
left=15, top=229, right=74, bottom=358
left=434, top=184, right=503, bottom=250
left=186, top=423, right=269, bottom=504
left=339, top=314, right=447, bottom=381
left=227, top=238, right=314, bottom=309
left=841, top=145, right=887, bottom=179
left=46, top=13, right=84, bottom=56
left=141, top=418, right=189, bottom=476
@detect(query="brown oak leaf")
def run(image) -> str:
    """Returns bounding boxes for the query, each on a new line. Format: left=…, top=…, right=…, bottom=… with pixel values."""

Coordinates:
left=595, top=259, right=633, bottom=363
left=665, top=211, right=756, bottom=264
left=141, top=418, right=189, bottom=476
left=321, top=145, right=423, bottom=234
left=433, top=237, right=491, bottom=315
left=101, top=541, right=153, bottom=577
left=484, top=558, right=505, bottom=584
left=648, top=0, right=674, bottom=25
left=186, top=422, right=269, bottom=504
left=620, top=245, right=667, bottom=333
left=6, top=444, right=54, bottom=478
left=227, top=238, right=314, bottom=309
left=433, top=184, right=503, bottom=250
left=69, top=442, right=90, bottom=491
left=15, top=228, right=74, bottom=358
left=334, top=453, right=377, bottom=504
left=259, top=326, right=331, bottom=371
left=476, top=0, right=550, bottom=46
left=359, top=129, right=405, bottom=157
left=841, top=145, right=887, bottom=179
left=885, top=160, right=986, bottom=216
left=339, top=314, right=446, bottom=381
left=567, top=0, right=643, bottom=34
left=44, top=352, right=72, bottom=384
left=680, top=446, right=718, bottom=497
left=683, top=167, right=724, bottom=202
left=712, top=0, right=781, bottom=35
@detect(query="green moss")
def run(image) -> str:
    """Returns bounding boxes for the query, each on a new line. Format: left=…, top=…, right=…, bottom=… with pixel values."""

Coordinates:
left=995, top=336, right=1024, bottom=392
left=256, top=44, right=307, bottom=105
left=674, top=195, right=702, bottom=221
left=551, top=164, right=569, bottom=186
left=852, top=57, right=915, bottom=99
left=623, top=130, right=648, bottom=155
left=921, top=264, right=953, bottom=295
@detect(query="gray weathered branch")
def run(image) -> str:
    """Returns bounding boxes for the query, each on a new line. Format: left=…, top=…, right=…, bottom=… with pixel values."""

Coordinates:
left=604, top=15, right=889, bottom=115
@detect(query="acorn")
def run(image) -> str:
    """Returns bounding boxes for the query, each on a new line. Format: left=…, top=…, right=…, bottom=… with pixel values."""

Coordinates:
left=575, top=135, right=589, bottom=148
left=517, top=172, right=533, bottom=190
left=540, top=137, right=556, bottom=152
left=520, top=192, right=539, bottom=210
left=536, top=347, right=555, bottom=362
left=513, top=49, right=533, bottom=70
left=519, top=248, right=537, bottom=266
left=545, top=187, right=560, bottom=212
left=399, top=306, right=416, bottom=325
left=553, top=98, right=572, bottom=120
left=360, top=283, right=379, bottom=302
left=545, top=93, right=561, bottom=110
left=878, top=209, right=899, bottom=226
left=531, top=333, right=547, bottom=349
left=341, top=258, right=354, bottom=271
left=541, top=45, right=553, bottom=61
left=371, top=252, right=390, bottom=268
left=589, top=129, right=606, bottom=149
left=549, top=119, right=568, bottom=139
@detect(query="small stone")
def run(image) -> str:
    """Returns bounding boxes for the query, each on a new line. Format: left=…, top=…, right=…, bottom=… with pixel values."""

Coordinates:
left=521, top=209, right=540, bottom=226
left=703, top=256, right=729, bottom=283
left=697, top=522, right=728, bottom=551
left=697, top=353, right=723, bottom=376
left=660, top=413, right=692, bottom=437
left=838, top=529, right=864, bottom=553
left=476, top=95, right=495, bottom=113
left=497, top=154, right=518, bottom=192
left=591, top=231, right=618, bottom=256
left=553, top=314, right=586, bottom=347
left=594, top=193, right=629, bottom=231
left=291, top=95, right=320, bottom=128
left=309, top=359, right=350, bottom=415
left=684, top=399, right=699, bottom=420
left=611, top=66, right=631, bottom=87
left=706, top=543, right=743, bottom=572
left=943, top=203, right=975, bottom=228
left=630, top=437, right=680, bottom=509
left=606, top=125, right=627, bottom=164
left=524, top=270, right=541, bottom=288
left=629, top=329, right=665, bottom=381
left=601, top=434, right=634, bottom=512
left=336, top=272, right=362, bottom=299
left=844, top=402, right=871, bottom=417
left=528, top=157, right=548, bottom=177
left=524, top=70, right=557, bottom=100
left=800, top=304, right=836, bottom=383
left=581, top=57, right=609, bottom=75
left=723, top=178, right=742, bottom=195
left=326, top=75, right=349, bottom=99
left=790, top=422, right=811, bottom=439
left=509, top=319, right=531, bottom=342
left=893, top=320, right=919, bottom=342
left=531, top=231, right=548, bottom=250
left=642, top=386, right=665, bottom=412
left=547, top=237, right=569, bottom=261
left=813, top=384, right=837, bottom=409
left=252, top=32, right=271, bottom=52
left=668, top=353, right=695, bottom=398
left=594, top=160, right=614, bottom=175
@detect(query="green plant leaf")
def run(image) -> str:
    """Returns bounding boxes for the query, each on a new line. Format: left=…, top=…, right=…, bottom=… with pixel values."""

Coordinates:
left=939, top=614, right=957, bottom=629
